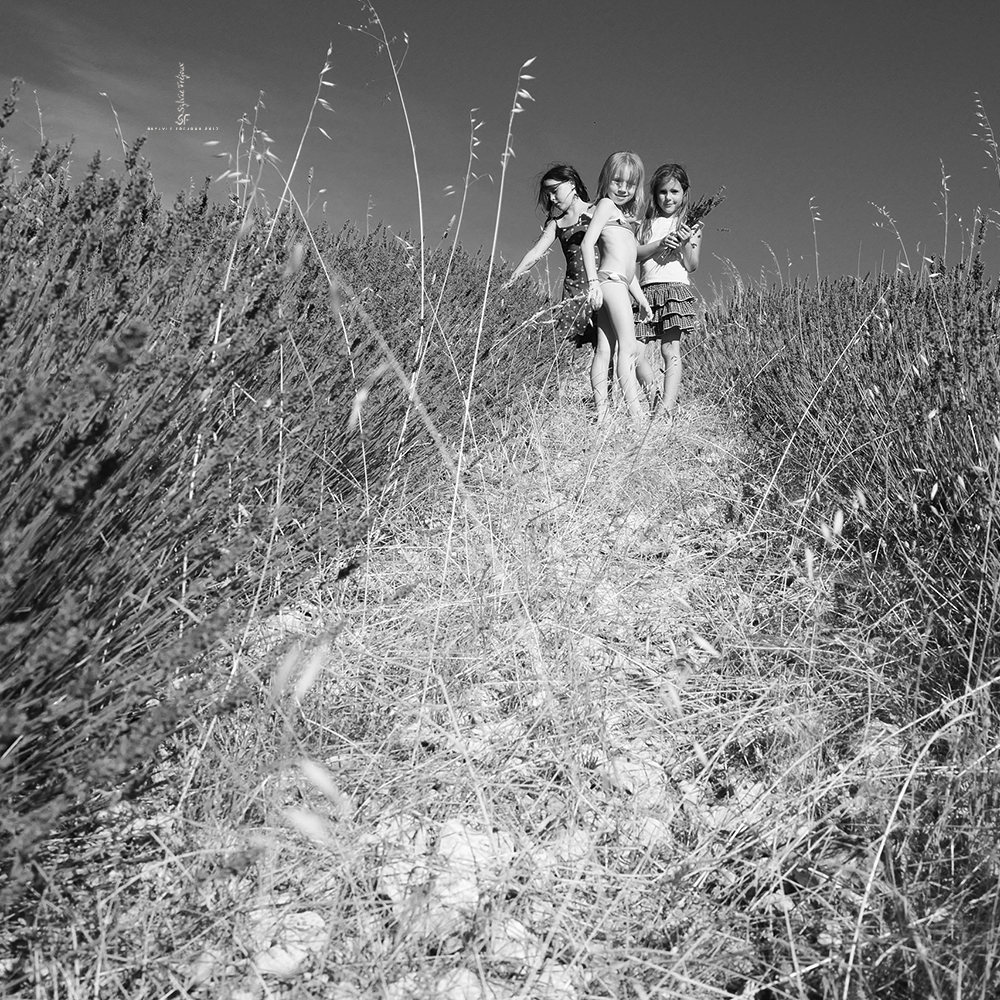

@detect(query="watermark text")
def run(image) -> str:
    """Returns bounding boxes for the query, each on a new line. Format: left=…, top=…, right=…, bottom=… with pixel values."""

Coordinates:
left=146, top=63, right=219, bottom=132
left=175, top=63, right=189, bottom=126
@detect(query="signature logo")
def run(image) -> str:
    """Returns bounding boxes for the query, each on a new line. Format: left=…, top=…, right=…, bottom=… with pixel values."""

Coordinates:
left=175, top=63, right=190, bottom=127
left=147, top=63, right=218, bottom=132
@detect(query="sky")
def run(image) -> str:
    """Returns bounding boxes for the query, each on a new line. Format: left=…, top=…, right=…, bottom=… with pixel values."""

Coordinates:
left=3, top=0, right=1000, bottom=299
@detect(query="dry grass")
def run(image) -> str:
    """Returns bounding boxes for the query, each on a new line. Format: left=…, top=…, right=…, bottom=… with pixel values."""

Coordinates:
left=5, top=35, right=999, bottom=999
left=12, top=355, right=996, bottom=999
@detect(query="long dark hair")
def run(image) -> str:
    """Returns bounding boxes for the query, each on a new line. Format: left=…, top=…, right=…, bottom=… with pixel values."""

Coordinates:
left=536, top=163, right=589, bottom=218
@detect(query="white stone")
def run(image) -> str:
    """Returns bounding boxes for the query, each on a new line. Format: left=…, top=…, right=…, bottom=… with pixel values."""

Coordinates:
left=254, top=942, right=309, bottom=978
left=486, top=916, right=541, bottom=966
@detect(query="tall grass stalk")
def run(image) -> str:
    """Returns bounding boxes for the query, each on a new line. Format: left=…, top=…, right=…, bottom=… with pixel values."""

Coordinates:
left=213, top=113, right=269, bottom=350
left=434, top=113, right=485, bottom=320
left=435, top=57, right=537, bottom=611
left=98, top=92, right=130, bottom=172
left=762, top=240, right=784, bottom=288
left=973, top=93, right=1000, bottom=191
left=346, top=3, right=427, bottom=346
left=872, top=201, right=911, bottom=272
left=810, top=196, right=822, bottom=289
left=270, top=175, right=464, bottom=500
left=264, top=44, right=335, bottom=249
left=386, top=112, right=488, bottom=495
left=938, top=159, right=951, bottom=266
left=232, top=93, right=266, bottom=213
left=459, top=58, right=535, bottom=451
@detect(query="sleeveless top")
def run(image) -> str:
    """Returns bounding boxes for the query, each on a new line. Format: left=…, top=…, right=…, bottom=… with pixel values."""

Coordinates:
left=554, top=213, right=592, bottom=299
left=640, top=216, right=690, bottom=286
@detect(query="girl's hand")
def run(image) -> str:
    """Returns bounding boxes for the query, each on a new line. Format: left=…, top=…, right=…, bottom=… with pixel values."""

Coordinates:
left=661, top=224, right=700, bottom=252
left=679, top=222, right=704, bottom=244
left=637, top=297, right=653, bottom=323
left=675, top=224, right=698, bottom=246
left=587, top=280, right=603, bottom=311
left=678, top=222, right=701, bottom=243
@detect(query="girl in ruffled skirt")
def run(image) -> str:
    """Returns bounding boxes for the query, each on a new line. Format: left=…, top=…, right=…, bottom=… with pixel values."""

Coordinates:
left=636, top=163, right=703, bottom=421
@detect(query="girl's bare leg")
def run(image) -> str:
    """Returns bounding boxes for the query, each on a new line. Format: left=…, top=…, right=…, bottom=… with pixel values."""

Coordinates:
left=601, top=283, right=644, bottom=424
left=591, top=323, right=615, bottom=424
left=635, top=341, right=658, bottom=404
left=658, top=333, right=682, bottom=419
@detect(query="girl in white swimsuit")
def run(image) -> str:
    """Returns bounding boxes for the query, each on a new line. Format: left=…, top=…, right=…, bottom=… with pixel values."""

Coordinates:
left=581, top=152, right=653, bottom=426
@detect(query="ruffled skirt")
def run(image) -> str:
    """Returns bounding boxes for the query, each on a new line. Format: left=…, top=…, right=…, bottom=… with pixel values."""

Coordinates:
left=636, top=282, right=698, bottom=339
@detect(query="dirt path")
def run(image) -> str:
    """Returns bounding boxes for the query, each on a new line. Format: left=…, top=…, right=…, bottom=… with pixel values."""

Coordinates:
left=92, top=385, right=897, bottom=998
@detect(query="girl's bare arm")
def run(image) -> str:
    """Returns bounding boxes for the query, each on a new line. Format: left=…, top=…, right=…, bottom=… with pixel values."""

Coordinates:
left=581, top=199, right=614, bottom=309
left=680, top=223, right=702, bottom=272
left=637, top=223, right=702, bottom=270
left=637, top=234, right=666, bottom=263
left=629, top=275, right=652, bottom=322
left=508, top=220, right=558, bottom=282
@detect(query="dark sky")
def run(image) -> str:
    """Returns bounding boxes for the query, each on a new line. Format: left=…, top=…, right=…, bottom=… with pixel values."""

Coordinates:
left=3, top=0, right=999, bottom=297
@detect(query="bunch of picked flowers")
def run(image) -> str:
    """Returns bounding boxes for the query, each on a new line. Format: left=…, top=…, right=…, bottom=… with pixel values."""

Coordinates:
left=685, top=186, right=726, bottom=229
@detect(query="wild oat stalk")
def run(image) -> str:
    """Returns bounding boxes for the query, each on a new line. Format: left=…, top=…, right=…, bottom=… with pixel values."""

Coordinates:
left=431, top=56, right=537, bottom=657
left=212, top=99, right=269, bottom=350
left=434, top=112, right=486, bottom=317
left=98, top=91, right=130, bottom=171
left=937, top=159, right=951, bottom=266
left=809, top=196, right=822, bottom=289
left=386, top=111, right=487, bottom=492
left=871, top=202, right=911, bottom=273
left=455, top=57, right=535, bottom=459
left=973, top=92, right=1000, bottom=190
left=761, top=239, right=784, bottom=288
left=264, top=44, right=335, bottom=249
left=345, top=3, right=427, bottom=348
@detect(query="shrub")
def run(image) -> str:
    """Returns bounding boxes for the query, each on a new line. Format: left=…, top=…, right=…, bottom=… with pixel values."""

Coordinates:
left=0, top=116, right=554, bottom=913
left=700, top=268, right=1000, bottom=693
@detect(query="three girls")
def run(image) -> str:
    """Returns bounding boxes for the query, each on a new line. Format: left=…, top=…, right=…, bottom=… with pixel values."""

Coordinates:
left=511, top=156, right=705, bottom=426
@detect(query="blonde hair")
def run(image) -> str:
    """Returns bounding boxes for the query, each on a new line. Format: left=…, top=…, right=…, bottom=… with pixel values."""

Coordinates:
left=595, top=151, right=645, bottom=219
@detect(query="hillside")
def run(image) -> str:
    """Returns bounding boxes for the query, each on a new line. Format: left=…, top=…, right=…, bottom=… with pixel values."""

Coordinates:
left=7, top=369, right=998, bottom=998
left=2, top=96, right=1000, bottom=997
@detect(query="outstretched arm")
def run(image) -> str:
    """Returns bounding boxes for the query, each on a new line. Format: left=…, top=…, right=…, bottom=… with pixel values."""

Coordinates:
left=506, top=221, right=558, bottom=286
left=582, top=198, right=614, bottom=311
